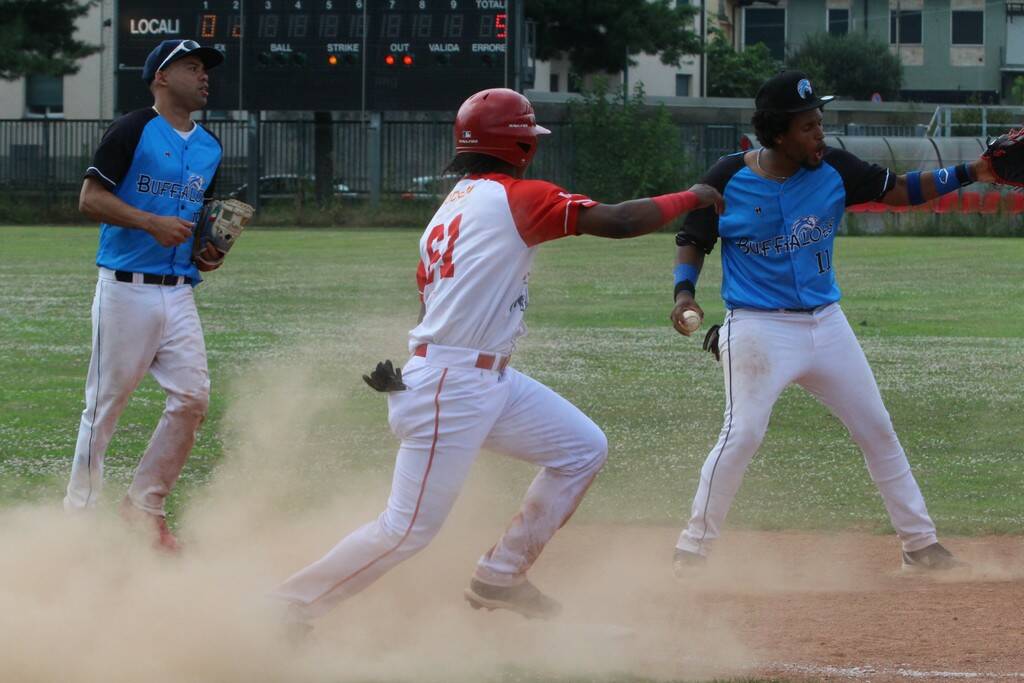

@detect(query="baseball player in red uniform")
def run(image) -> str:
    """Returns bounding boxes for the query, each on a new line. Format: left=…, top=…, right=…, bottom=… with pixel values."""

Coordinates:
left=272, top=88, right=722, bottom=625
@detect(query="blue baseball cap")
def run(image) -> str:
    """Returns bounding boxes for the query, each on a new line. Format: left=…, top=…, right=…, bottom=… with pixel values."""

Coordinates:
left=142, top=39, right=224, bottom=85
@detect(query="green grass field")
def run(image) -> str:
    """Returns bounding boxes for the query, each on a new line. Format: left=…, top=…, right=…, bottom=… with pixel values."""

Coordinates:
left=1, top=227, right=1022, bottom=539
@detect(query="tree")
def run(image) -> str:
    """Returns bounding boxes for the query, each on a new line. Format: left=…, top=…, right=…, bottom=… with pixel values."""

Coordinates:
left=1011, top=76, right=1024, bottom=106
left=706, top=28, right=780, bottom=98
left=0, top=0, right=100, bottom=80
left=788, top=32, right=901, bottom=101
left=568, top=79, right=695, bottom=204
left=526, top=0, right=702, bottom=76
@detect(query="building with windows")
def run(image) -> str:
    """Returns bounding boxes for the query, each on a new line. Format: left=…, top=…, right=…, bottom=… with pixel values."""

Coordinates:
left=536, top=0, right=1021, bottom=103
left=724, top=0, right=1013, bottom=103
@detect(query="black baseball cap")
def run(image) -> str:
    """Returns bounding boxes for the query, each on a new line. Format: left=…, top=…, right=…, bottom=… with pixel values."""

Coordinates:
left=755, top=70, right=834, bottom=113
left=142, top=39, right=224, bottom=85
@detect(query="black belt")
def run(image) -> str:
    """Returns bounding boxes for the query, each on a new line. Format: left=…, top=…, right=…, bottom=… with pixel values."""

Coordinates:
left=114, top=271, right=191, bottom=286
left=781, top=307, right=817, bottom=314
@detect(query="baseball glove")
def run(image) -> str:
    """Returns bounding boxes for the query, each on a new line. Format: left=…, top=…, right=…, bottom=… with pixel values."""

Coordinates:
left=363, top=360, right=407, bottom=392
left=193, top=198, right=254, bottom=269
left=703, top=324, right=721, bottom=362
left=980, top=128, right=1024, bottom=188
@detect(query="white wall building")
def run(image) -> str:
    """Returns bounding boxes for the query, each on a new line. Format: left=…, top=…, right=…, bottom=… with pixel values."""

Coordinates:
left=0, top=0, right=116, bottom=119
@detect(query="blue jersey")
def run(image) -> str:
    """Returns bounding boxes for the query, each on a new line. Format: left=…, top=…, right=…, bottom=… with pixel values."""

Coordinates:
left=84, top=108, right=222, bottom=282
left=677, top=148, right=894, bottom=310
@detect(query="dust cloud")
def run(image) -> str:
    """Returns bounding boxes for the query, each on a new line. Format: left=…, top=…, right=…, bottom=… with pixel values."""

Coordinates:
left=0, top=344, right=753, bottom=683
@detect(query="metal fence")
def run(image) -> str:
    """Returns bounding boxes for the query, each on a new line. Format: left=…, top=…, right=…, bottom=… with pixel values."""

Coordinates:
left=0, top=117, right=747, bottom=199
left=0, top=117, right=943, bottom=202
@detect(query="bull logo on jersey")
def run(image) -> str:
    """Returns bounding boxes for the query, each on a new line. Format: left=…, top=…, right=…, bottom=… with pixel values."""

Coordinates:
left=797, top=78, right=813, bottom=100
left=187, top=173, right=205, bottom=194
left=788, top=215, right=833, bottom=251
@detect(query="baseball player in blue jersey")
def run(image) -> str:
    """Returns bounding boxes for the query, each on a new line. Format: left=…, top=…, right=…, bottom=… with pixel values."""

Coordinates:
left=64, top=39, right=226, bottom=552
left=669, top=71, right=999, bottom=574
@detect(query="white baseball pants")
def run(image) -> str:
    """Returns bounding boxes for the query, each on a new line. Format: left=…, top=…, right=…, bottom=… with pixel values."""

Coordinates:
left=677, top=303, right=938, bottom=556
left=274, top=344, right=608, bottom=620
left=64, top=268, right=210, bottom=516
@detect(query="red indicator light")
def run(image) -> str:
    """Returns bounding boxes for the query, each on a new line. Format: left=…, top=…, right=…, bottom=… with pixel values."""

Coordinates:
left=495, top=13, right=507, bottom=40
left=328, top=55, right=338, bottom=65
left=402, top=54, right=413, bottom=66
left=385, top=54, right=396, bottom=65
left=200, top=14, right=217, bottom=39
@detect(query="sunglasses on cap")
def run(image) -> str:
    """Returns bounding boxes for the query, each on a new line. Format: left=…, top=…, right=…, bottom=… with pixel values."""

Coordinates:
left=156, top=40, right=201, bottom=73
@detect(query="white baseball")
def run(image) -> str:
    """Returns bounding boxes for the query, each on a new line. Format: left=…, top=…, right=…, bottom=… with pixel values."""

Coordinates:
left=681, top=310, right=702, bottom=333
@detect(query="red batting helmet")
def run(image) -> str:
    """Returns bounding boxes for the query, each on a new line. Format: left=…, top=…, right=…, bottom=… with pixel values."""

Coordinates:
left=453, top=88, right=550, bottom=168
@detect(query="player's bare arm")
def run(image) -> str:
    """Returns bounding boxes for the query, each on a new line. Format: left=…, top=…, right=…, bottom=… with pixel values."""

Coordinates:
left=79, top=177, right=193, bottom=247
left=881, top=159, right=997, bottom=206
left=576, top=183, right=723, bottom=239
left=670, top=244, right=706, bottom=337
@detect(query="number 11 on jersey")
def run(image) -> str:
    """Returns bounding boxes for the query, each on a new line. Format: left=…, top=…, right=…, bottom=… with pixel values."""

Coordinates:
left=815, top=248, right=832, bottom=274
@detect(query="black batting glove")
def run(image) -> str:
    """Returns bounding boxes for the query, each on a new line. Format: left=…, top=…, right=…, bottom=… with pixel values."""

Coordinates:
left=362, top=360, right=407, bottom=392
left=702, top=324, right=721, bottom=362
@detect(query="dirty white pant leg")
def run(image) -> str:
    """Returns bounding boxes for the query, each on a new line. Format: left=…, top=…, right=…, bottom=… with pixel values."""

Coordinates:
left=677, top=311, right=810, bottom=556
left=797, top=306, right=938, bottom=552
left=475, top=368, right=608, bottom=586
left=128, top=285, right=210, bottom=516
left=65, top=277, right=163, bottom=511
left=272, top=361, right=504, bottom=619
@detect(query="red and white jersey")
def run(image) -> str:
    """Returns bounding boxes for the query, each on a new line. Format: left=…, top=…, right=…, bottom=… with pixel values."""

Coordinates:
left=409, top=173, right=597, bottom=355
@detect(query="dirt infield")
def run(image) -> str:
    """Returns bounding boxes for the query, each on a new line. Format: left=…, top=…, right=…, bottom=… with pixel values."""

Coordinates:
left=2, top=507, right=1020, bottom=682
left=532, top=525, right=1024, bottom=682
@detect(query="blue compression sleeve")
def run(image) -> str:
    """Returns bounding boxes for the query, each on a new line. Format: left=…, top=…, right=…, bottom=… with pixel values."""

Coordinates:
left=906, top=171, right=924, bottom=205
left=674, top=263, right=700, bottom=288
left=674, top=263, right=700, bottom=298
left=932, top=165, right=965, bottom=196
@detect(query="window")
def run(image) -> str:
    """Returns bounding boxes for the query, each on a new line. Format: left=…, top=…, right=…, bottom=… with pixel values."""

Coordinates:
left=675, top=73, right=692, bottom=97
left=549, top=73, right=559, bottom=92
left=25, top=74, right=63, bottom=117
left=889, top=10, right=922, bottom=45
left=951, top=10, right=983, bottom=45
left=568, top=72, right=581, bottom=93
left=827, top=9, right=849, bottom=36
left=744, top=8, right=786, bottom=61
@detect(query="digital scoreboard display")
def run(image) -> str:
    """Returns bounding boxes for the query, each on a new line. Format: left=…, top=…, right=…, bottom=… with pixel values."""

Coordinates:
left=116, top=0, right=515, bottom=112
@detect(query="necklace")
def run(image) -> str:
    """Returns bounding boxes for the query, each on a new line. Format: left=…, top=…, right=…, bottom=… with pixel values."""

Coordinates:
left=756, top=148, right=790, bottom=181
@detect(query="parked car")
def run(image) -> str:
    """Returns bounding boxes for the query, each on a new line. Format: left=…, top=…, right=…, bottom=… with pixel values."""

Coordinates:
left=400, top=173, right=461, bottom=200
left=228, top=174, right=359, bottom=202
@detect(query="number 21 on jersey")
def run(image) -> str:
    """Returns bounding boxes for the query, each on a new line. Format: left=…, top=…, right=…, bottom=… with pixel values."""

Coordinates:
left=420, top=214, right=462, bottom=286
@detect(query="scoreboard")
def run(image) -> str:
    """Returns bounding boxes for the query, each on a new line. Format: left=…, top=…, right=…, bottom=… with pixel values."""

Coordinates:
left=116, top=0, right=518, bottom=112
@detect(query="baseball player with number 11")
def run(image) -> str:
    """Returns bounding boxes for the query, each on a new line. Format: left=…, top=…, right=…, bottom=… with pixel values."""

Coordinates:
left=272, top=88, right=722, bottom=625
left=670, top=70, right=1004, bottom=575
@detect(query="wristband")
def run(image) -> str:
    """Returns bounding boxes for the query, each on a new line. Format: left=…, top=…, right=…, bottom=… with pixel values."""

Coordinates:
left=954, top=162, right=974, bottom=186
left=906, top=171, right=924, bottom=205
left=673, top=263, right=699, bottom=298
left=932, top=164, right=965, bottom=196
left=652, top=191, right=700, bottom=224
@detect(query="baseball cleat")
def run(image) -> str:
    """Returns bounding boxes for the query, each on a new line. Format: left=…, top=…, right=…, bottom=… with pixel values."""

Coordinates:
left=672, top=548, right=707, bottom=578
left=119, top=497, right=181, bottom=554
left=901, top=542, right=968, bottom=572
left=464, top=578, right=562, bottom=619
